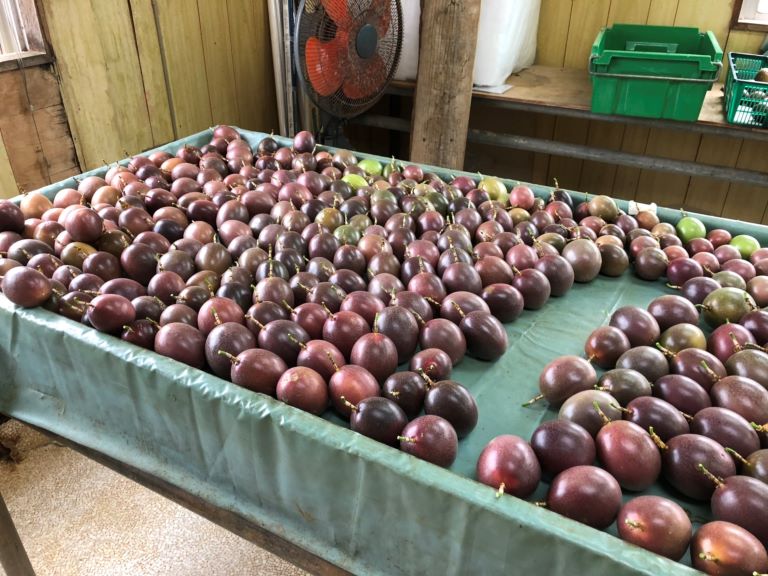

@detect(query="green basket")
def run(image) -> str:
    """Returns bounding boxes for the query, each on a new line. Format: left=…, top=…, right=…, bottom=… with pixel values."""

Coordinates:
left=724, top=52, right=768, bottom=128
left=589, top=24, right=723, bottom=121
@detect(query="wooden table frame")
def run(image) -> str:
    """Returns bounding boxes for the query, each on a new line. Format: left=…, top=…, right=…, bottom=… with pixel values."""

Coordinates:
left=0, top=417, right=350, bottom=576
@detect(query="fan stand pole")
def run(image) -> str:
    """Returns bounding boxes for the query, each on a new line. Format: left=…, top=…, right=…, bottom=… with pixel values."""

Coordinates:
left=409, top=0, right=482, bottom=171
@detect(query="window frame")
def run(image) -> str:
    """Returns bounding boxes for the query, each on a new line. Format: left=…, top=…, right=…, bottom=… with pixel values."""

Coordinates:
left=0, top=0, right=50, bottom=72
left=731, top=0, right=768, bottom=32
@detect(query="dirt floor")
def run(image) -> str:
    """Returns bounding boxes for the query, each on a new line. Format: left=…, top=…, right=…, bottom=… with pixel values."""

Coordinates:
left=0, top=420, right=308, bottom=576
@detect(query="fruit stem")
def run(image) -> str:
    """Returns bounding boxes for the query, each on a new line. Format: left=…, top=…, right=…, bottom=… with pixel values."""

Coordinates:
left=217, top=350, right=239, bottom=365
left=593, top=401, right=612, bottom=426
left=495, top=482, right=505, bottom=499
left=416, top=368, right=436, bottom=388
left=411, top=310, right=426, bottom=327
left=373, top=312, right=380, bottom=333
left=624, top=519, right=643, bottom=530
left=281, top=299, right=294, bottom=312
left=609, top=403, right=632, bottom=415
left=698, top=552, right=719, bottom=563
left=728, top=331, right=743, bottom=353
left=648, top=427, right=668, bottom=451
left=339, top=395, right=357, bottom=412
left=397, top=435, right=416, bottom=443
left=745, top=342, right=768, bottom=353
left=521, top=394, right=544, bottom=408
left=450, top=300, right=465, bottom=318
left=725, top=447, right=750, bottom=467
left=325, top=350, right=340, bottom=372
left=697, top=463, right=724, bottom=487
left=750, top=422, right=767, bottom=433
left=210, top=306, right=222, bottom=326
left=680, top=411, right=693, bottom=422
left=699, top=361, right=722, bottom=383
left=534, top=501, right=547, bottom=508
left=666, top=283, right=681, bottom=290
left=655, top=342, right=675, bottom=359
left=286, top=333, right=306, bottom=349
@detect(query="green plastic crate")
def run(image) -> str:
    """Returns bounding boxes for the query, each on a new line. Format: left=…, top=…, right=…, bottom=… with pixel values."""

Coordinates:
left=589, top=24, right=723, bottom=121
left=724, top=52, right=768, bottom=127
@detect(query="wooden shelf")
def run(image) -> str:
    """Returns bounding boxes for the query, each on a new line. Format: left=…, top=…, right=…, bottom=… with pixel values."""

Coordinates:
left=390, top=65, right=768, bottom=141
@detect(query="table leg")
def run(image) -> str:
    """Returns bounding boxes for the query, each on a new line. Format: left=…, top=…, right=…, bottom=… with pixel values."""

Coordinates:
left=0, top=490, right=35, bottom=576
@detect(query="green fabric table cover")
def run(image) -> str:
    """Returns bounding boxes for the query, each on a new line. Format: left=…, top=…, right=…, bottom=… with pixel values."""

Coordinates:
left=3, top=129, right=766, bottom=575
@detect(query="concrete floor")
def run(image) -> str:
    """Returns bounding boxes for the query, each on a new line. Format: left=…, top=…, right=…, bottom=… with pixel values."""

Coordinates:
left=0, top=420, right=308, bottom=576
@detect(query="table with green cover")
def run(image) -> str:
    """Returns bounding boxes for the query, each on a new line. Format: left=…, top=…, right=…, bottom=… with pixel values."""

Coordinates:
left=2, top=129, right=766, bottom=575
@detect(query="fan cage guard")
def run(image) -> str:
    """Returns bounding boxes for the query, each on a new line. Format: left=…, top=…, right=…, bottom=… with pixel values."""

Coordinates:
left=295, top=0, right=403, bottom=119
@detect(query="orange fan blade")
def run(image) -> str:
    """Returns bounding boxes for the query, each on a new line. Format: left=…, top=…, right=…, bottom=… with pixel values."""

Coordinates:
left=343, top=53, right=387, bottom=100
left=370, top=0, right=391, bottom=38
left=306, top=34, right=346, bottom=97
left=321, top=0, right=351, bottom=30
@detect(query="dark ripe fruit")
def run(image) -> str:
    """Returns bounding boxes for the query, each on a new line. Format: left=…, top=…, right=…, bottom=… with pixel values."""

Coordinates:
left=69, top=272, right=103, bottom=293
left=598, top=243, right=629, bottom=277
left=0, top=200, right=24, bottom=233
left=349, top=397, right=407, bottom=446
left=423, top=379, right=478, bottom=438
left=616, top=346, right=669, bottom=383
left=480, top=283, right=524, bottom=323
left=296, top=339, right=345, bottom=382
left=407, top=272, right=446, bottom=310
left=257, top=319, right=309, bottom=365
left=537, top=355, right=597, bottom=406
left=376, top=306, right=418, bottom=364
left=154, top=322, right=205, bottom=369
left=561, top=239, right=601, bottom=282
left=681, top=276, right=721, bottom=306
left=476, top=435, right=541, bottom=498
left=608, top=306, right=660, bottom=347
left=505, top=243, right=538, bottom=270
left=197, top=296, right=244, bottom=336
left=245, top=301, right=288, bottom=337
left=409, top=348, right=452, bottom=381
left=530, top=419, right=595, bottom=479
left=350, top=332, right=398, bottom=384
left=276, top=366, right=327, bottom=413
left=533, top=254, right=575, bottom=296
left=702, top=287, right=757, bottom=328
left=547, top=465, right=622, bottom=529
left=132, top=295, right=165, bottom=322
left=120, top=243, right=158, bottom=286
left=330, top=269, right=368, bottom=296
left=419, top=318, right=466, bottom=365
left=713, top=269, right=747, bottom=290
left=585, top=326, right=630, bottom=369
left=661, top=434, right=736, bottom=500
left=666, top=257, right=703, bottom=286
left=399, top=415, right=458, bottom=468
left=618, top=496, right=692, bottom=560
left=441, top=261, right=482, bottom=295
left=725, top=348, right=768, bottom=390
left=195, top=243, right=232, bottom=275
left=382, top=371, right=427, bottom=419
left=459, top=310, right=507, bottom=361
left=121, top=319, right=158, bottom=349
left=740, top=310, right=768, bottom=344
left=157, top=250, right=195, bottom=281
left=254, top=276, right=293, bottom=307
left=390, top=290, right=433, bottom=322
left=329, top=365, right=380, bottom=419
left=322, top=310, right=370, bottom=359
left=306, top=281, right=346, bottom=312
left=439, top=291, right=489, bottom=325
left=708, top=323, right=756, bottom=363
left=86, top=294, right=135, bottom=333
left=596, top=419, right=661, bottom=491
left=159, top=303, right=197, bottom=326
left=147, top=270, right=186, bottom=305
left=669, top=348, right=725, bottom=392
left=625, top=396, right=689, bottom=441
left=691, top=521, right=768, bottom=576
left=746, top=449, right=768, bottom=483
left=230, top=348, right=290, bottom=396
left=339, top=291, right=384, bottom=327
left=634, top=247, right=668, bottom=281
left=8, top=239, right=54, bottom=264
left=474, top=255, right=514, bottom=287
left=559, top=390, right=622, bottom=437
left=1, top=267, right=51, bottom=307
left=654, top=374, right=712, bottom=414
left=658, top=323, right=707, bottom=354
left=597, top=369, right=652, bottom=405
left=511, top=268, right=551, bottom=310
left=692, top=406, right=761, bottom=461
left=289, top=302, right=328, bottom=340
left=64, top=208, right=103, bottom=243
left=647, top=294, right=700, bottom=332
left=204, top=322, right=256, bottom=378
left=711, top=375, right=768, bottom=423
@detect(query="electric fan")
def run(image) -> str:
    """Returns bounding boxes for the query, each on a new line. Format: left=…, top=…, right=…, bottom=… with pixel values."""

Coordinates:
left=294, top=0, right=403, bottom=143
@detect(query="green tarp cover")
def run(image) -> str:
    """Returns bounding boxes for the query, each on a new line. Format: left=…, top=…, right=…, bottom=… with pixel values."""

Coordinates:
left=3, top=128, right=767, bottom=575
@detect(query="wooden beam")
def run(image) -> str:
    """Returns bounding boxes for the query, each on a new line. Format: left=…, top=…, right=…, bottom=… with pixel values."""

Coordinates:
left=409, top=0, right=481, bottom=170
left=0, top=490, right=36, bottom=576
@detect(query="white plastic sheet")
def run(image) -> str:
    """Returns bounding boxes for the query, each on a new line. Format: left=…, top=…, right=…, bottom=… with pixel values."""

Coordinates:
left=393, top=0, right=541, bottom=86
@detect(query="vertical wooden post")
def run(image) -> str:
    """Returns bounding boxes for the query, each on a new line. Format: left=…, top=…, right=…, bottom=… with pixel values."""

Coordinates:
left=409, top=0, right=482, bottom=170
left=0, top=490, right=35, bottom=576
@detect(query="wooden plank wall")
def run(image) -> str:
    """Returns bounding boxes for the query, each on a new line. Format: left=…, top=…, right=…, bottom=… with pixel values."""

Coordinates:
left=39, top=0, right=278, bottom=172
left=0, top=66, right=79, bottom=199
left=530, top=0, right=768, bottom=221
